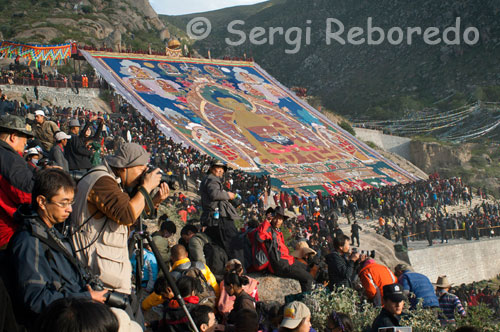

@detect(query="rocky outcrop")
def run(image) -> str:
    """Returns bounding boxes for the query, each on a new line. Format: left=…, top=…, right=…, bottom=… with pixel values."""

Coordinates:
left=9, top=0, right=169, bottom=50
left=410, top=140, right=472, bottom=173
left=250, top=274, right=301, bottom=303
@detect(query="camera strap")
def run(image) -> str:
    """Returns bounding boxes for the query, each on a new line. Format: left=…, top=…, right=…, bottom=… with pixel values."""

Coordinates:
left=138, top=186, right=155, bottom=219
left=29, top=219, right=91, bottom=279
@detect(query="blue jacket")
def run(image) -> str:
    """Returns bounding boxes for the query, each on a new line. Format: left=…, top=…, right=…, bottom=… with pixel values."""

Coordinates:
left=398, top=271, right=439, bottom=308
left=8, top=205, right=91, bottom=325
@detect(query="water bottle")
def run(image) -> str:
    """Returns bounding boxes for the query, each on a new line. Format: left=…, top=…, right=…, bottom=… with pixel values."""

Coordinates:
left=213, top=208, right=220, bottom=220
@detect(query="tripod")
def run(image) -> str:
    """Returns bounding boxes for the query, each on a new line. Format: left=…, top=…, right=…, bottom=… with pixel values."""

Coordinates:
left=132, top=217, right=199, bottom=332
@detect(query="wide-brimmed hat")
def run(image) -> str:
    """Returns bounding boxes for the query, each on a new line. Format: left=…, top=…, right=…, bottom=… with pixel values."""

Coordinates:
left=209, top=160, right=228, bottom=171
left=280, top=301, right=311, bottom=329
left=292, top=241, right=317, bottom=259
left=0, top=114, right=33, bottom=137
left=106, top=143, right=150, bottom=168
left=383, top=283, right=406, bottom=303
left=274, top=206, right=290, bottom=220
left=434, top=275, right=453, bottom=288
left=69, top=119, right=81, bottom=127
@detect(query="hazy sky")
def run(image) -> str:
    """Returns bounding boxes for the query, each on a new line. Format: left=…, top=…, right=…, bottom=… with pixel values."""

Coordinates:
left=150, top=0, right=269, bottom=16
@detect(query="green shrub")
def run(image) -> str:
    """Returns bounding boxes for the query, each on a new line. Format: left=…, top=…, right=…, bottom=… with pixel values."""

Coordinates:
left=81, top=5, right=92, bottom=14
left=302, top=287, right=500, bottom=332
left=339, top=120, right=356, bottom=136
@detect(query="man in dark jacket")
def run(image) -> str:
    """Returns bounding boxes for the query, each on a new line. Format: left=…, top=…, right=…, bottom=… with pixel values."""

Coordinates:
left=326, top=234, right=360, bottom=290
left=394, top=264, right=439, bottom=309
left=351, top=220, right=362, bottom=247
left=65, top=118, right=93, bottom=172
left=0, top=114, right=34, bottom=249
left=7, top=169, right=108, bottom=329
left=199, top=160, right=242, bottom=263
left=371, top=283, right=406, bottom=332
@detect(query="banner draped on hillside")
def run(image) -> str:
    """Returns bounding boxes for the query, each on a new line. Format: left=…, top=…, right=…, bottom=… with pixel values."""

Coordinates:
left=81, top=50, right=422, bottom=195
left=0, top=41, right=72, bottom=65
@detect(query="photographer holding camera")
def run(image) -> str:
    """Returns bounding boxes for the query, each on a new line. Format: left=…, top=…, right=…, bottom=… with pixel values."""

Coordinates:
left=70, top=143, right=169, bottom=323
left=7, top=168, right=109, bottom=330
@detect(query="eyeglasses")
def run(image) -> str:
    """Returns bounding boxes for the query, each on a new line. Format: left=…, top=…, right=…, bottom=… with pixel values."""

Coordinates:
left=48, top=200, right=74, bottom=208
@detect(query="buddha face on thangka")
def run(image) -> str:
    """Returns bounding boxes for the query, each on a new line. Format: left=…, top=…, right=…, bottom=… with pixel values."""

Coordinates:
left=159, top=63, right=181, bottom=75
left=127, top=78, right=153, bottom=94
left=128, top=65, right=152, bottom=79
left=157, top=80, right=179, bottom=94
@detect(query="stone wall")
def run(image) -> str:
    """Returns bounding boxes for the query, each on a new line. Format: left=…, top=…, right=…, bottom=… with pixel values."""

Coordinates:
left=354, top=128, right=412, bottom=161
left=407, top=239, right=500, bottom=285
left=0, top=85, right=109, bottom=113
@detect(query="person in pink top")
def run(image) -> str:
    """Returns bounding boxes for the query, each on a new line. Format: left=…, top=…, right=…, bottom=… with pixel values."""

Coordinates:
left=217, top=259, right=259, bottom=322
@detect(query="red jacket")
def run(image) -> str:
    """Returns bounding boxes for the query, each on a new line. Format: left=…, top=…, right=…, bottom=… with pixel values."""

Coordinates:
left=256, top=220, right=294, bottom=273
left=0, top=141, right=33, bottom=247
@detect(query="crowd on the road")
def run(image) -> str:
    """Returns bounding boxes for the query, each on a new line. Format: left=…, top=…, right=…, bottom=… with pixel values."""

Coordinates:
left=0, top=81, right=495, bottom=332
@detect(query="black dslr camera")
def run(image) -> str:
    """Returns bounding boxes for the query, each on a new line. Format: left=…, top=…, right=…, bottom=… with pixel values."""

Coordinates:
left=361, top=250, right=376, bottom=259
left=146, top=164, right=178, bottom=190
left=88, top=276, right=130, bottom=309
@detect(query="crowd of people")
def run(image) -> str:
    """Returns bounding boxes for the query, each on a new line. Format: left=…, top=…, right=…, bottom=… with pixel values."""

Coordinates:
left=0, top=77, right=495, bottom=332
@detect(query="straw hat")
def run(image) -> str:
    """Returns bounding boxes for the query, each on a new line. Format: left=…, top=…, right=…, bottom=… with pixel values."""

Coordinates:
left=292, top=241, right=317, bottom=259
left=434, top=275, right=453, bottom=288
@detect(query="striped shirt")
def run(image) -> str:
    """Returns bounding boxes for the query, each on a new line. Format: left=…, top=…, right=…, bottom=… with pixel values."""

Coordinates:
left=438, top=292, right=466, bottom=323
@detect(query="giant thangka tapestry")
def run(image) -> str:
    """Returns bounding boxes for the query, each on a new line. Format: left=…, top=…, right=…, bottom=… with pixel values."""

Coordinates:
left=81, top=51, right=421, bottom=195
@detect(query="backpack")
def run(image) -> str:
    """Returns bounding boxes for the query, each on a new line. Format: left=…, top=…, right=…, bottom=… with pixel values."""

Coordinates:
left=246, top=228, right=270, bottom=272
left=180, top=263, right=217, bottom=308
left=203, top=242, right=228, bottom=279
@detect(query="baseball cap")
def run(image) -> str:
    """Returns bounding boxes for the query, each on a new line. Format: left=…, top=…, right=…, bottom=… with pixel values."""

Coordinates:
left=34, top=110, right=45, bottom=117
left=54, top=131, right=71, bottom=141
left=26, top=147, right=41, bottom=156
left=383, top=283, right=406, bottom=302
left=0, top=114, right=33, bottom=137
left=280, top=301, right=311, bottom=329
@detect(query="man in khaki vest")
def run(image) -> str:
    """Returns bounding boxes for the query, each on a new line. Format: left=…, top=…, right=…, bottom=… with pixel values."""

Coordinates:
left=71, top=143, right=169, bottom=321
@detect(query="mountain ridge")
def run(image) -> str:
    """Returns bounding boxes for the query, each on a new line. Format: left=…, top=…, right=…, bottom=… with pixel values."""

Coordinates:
left=163, top=0, right=500, bottom=120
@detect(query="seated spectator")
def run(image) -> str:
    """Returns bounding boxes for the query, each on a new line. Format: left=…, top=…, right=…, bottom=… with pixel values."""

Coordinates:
left=25, top=147, right=42, bottom=173
left=394, top=263, right=439, bottom=309
left=358, top=259, right=397, bottom=306
left=224, top=272, right=258, bottom=332
left=371, top=284, right=406, bottom=332
left=35, top=298, right=121, bottom=332
left=191, top=305, right=220, bottom=332
left=161, top=276, right=200, bottom=332
left=131, top=242, right=158, bottom=292
left=292, top=241, right=319, bottom=279
left=152, top=216, right=177, bottom=268
left=256, top=207, right=314, bottom=292
left=141, top=276, right=173, bottom=312
left=181, top=224, right=228, bottom=279
left=278, top=301, right=315, bottom=332
left=7, top=168, right=108, bottom=329
left=170, top=244, right=220, bottom=300
left=218, top=259, right=259, bottom=320
left=326, top=311, right=354, bottom=332
left=326, top=235, right=360, bottom=290
left=49, top=131, right=71, bottom=172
